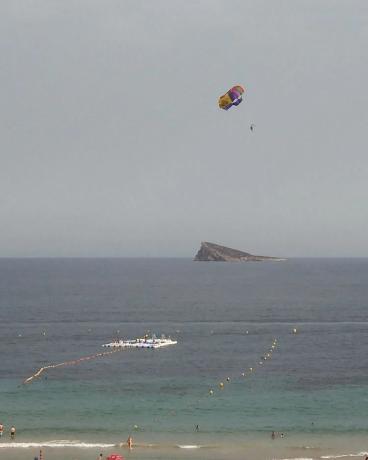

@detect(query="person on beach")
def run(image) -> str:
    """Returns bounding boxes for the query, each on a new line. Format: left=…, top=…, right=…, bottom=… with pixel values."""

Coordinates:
left=271, top=431, right=275, bottom=440
left=0, top=423, right=3, bottom=437
left=10, top=426, right=16, bottom=439
left=127, top=435, right=133, bottom=449
left=98, top=454, right=103, bottom=460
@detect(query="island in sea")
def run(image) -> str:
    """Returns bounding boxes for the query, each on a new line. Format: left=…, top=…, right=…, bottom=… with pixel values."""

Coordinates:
left=194, top=241, right=286, bottom=262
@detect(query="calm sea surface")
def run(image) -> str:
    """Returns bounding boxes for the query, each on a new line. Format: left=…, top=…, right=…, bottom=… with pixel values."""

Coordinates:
left=0, top=258, right=368, bottom=458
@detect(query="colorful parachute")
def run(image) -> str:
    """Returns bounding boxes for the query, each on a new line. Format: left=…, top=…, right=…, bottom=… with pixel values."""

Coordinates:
left=218, top=85, right=245, bottom=110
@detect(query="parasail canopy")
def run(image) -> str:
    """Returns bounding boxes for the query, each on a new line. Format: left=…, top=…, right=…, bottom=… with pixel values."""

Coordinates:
left=218, top=85, right=245, bottom=110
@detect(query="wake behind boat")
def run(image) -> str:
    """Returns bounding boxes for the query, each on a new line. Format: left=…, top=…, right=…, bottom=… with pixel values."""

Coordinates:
left=102, top=334, right=177, bottom=349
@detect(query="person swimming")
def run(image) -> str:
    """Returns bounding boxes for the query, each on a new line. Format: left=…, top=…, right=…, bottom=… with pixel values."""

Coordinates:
left=10, top=426, right=16, bottom=439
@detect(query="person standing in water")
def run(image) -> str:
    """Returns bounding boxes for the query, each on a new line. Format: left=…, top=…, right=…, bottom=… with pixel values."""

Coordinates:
left=10, top=426, right=16, bottom=439
left=127, top=435, right=133, bottom=449
left=0, top=422, right=3, bottom=437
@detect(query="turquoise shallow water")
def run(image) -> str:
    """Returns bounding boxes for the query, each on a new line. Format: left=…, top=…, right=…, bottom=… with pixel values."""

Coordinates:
left=3, top=365, right=368, bottom=437
left=0, top=258, right=368, bottom=459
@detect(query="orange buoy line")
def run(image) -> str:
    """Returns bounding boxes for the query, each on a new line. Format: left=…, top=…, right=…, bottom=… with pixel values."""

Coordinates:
left=23, top=348, right=123, bottom=384
left=207, top=338, right=278, bottom=396
left=184, top=338, right=279, bottom=413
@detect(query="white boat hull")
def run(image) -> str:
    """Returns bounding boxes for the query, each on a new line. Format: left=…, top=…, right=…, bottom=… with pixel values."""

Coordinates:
left=102, top=338, right=177, bottom=349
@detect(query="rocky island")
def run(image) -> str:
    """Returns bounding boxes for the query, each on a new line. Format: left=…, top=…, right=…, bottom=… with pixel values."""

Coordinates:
left=194, top=242, right=286, bottom=262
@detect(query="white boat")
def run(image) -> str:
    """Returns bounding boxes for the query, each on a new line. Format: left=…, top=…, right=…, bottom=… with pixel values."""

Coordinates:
left=102, top=334, right=177, bottom=349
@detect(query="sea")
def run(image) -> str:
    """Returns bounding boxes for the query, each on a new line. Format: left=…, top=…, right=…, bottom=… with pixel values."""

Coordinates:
left=0, top=258, right=368, bottom=460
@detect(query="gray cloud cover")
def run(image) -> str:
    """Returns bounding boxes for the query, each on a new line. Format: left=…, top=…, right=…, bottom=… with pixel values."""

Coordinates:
left=1, top=1, right=367, bottom=256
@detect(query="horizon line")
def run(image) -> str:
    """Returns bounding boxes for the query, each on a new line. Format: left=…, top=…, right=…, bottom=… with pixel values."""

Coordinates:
left=0, top=256, right=368, bottom=260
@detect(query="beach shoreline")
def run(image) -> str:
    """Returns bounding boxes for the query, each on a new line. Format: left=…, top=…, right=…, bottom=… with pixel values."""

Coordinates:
left=1, top=432, right=368, bottom=460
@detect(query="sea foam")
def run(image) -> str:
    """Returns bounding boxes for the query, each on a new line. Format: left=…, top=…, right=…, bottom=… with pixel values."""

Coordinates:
left=177, top=445, right=202, bottom=449
left=321, top=453, right=368, bottom=459
left=0, top=440, right=116, bottom=449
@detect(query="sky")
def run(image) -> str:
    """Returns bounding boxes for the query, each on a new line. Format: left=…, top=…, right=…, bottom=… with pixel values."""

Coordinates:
left=1, top=0, right=367, bottom=257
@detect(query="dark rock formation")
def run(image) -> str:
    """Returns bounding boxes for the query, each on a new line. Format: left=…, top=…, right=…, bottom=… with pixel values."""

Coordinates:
left=194, top=242, right=286, bottom=262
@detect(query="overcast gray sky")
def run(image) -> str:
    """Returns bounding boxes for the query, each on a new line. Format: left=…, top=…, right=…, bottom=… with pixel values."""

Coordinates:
left=1, top=0, right=367, bottom=257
